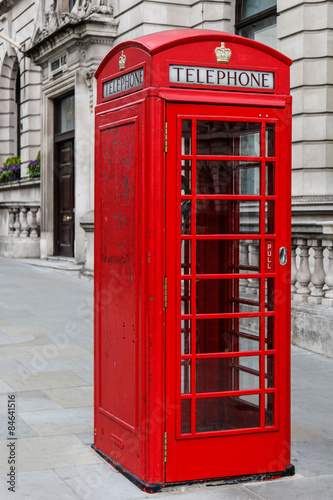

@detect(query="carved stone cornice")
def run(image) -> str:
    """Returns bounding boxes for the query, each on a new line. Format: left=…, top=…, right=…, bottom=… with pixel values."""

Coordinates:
left=0, top=0, right=19, bottom=16
left=25, top=17, right=117, bottom=65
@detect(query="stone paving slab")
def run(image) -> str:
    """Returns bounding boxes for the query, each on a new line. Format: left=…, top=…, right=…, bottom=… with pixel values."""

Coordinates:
left=0, top=435, right=102, bottom=474
left=1, top=370, right=88, bottom=392
left=0, top=470, right=82, bottom=500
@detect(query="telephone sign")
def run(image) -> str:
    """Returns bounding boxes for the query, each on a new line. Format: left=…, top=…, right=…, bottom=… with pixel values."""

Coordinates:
left=94, top=29, right=294, bottom=491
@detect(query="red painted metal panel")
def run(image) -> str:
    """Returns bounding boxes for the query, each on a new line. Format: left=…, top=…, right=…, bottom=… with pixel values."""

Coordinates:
left=94, top=104, right=144, bottom=478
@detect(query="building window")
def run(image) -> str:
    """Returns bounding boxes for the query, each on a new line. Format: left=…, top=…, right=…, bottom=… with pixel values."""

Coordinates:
left=235, top=0, right=277, bottom=50
left=55, top=94, right=75, bottom=135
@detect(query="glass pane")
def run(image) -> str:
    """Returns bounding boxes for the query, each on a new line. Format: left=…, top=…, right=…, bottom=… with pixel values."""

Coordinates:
left=181, top=160, right=192, bottom=194
left=182, top=120, right=192, bottom=155
left=196, top=200, right=260, bottom=234
left=60, top=95, right=75, bottom=133
left=181, top=239, right=191, bottom=275
left=181, top=319, right=191, bottom=354
left=265, top=393, right=274, bottom=426
left=196, top=356, right=260, bottom=394
left=265, top=355, right=274, bottom=388
left=181, top=279, right=191, bottom=315
left=196, top=239, right=260, bottom=274
left=197, top=121, right=261, bottom=156
left=181, top=360, right=191, bottom=394
left=196, top=161, right=260, bottom=195
left=181, top=399, right=191, bottom=433
left=196, top=278, right=260, bottom=315
left=266, top=124, right=275, bottom=157
left=265, top=278, right=274, bottom=311
left=265, top=316, right=274, bottom=349
left=196, top=396, right=260, bottom=432
left=266, top=162, right=275, bottom=195
left=239, top=18, right=277, bottom=50
left=196, top=317, right=260, bottom=353
left=265, top=201, right=274, bottom=234
left=243, top=0, right=276, bottom=18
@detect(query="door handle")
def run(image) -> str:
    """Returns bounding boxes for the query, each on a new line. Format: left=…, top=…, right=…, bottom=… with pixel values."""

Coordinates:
left=279, top=247, right=287, bottom=266
left=63, top=215, right=73, bottom=222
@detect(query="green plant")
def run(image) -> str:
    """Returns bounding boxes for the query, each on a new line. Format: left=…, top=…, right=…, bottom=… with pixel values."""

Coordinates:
left=0, top=156, right=21, bottom=184
left=27, top=151, right=40, bottom=179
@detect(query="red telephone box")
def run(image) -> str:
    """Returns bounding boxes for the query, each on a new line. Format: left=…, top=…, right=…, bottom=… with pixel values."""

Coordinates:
left=94, top=29, right=294, bottom=491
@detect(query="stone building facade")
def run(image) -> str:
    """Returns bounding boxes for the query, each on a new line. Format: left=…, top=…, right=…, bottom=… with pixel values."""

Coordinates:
left=0, top=1, right=332, bottom=354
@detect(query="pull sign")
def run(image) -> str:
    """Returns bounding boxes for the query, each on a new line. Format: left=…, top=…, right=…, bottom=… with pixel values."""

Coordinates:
left=265, top=240, right=275, bottom=272
left=279, top=247, right=288, bottom=266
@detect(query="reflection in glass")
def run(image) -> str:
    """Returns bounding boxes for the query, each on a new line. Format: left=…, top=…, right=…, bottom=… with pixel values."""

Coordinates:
left=196, top=161, right=260, bottom=195
left=196, top=356, right=260, bottom=393
left=181, top=280, right=191, bottom=315
left=196, top=396, right=260, bottom=432
left=196, top=279, right=260, bottom=315
left=197, top=121, right=261, bottom=156
left=196, top=317, right=260, bottom=354
left=266, top=123, right=275, bottom=157
left=265, top=278, right=274, bottom=311
left=181, top=239, right=191, bottom=275
left=60, top=95, right=75, bottom=133
left=196, top=239, right=260, bottom=275
left=181, top=360, right=191, bottom=394
left=265, top=201, right=275, bottom=234
left=181, top=399, right=191, bottom=433
left=265, top=355, right=274, bottom=388
left=266, top=162, right=275, bottom=195
left=265, top=393, right=274, bottom=426
left=196, top=200, right=260, bottom=234
left=181, top=319, right=191, bottom=355
left=265, top=316, right=274, bottom=350
left=181, top=160, right=192, bottom=194
left=182, top=120, right=192, bottom=155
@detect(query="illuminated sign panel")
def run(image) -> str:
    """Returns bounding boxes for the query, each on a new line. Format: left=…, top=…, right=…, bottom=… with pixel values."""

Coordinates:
left=103, top=67, right=144, bottom=98
left=169, top=65, right=274, bottom=90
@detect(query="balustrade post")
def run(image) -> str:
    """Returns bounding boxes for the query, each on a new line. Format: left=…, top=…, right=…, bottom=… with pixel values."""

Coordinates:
left=13, top=208, right=21, bottom=238
left=322, top=241, right=333, bottom=306
left=291, top=239, right=297, bottom=297
left=308, top=239, right=325, bottom=304
left=294, top=238, right=311, bottom=301
left=8, top=208, right=15, bottom=236
left=20, top=207, right=29, bottom=238
left=30, top=208, right=39, bottom=238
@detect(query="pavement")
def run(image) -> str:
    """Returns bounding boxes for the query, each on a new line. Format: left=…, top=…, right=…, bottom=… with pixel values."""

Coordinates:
left=0, top=256, right=332, bottom=499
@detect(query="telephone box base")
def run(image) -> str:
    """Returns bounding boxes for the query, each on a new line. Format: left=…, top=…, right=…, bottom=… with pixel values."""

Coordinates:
left=92, top=445, right=295, bottom=494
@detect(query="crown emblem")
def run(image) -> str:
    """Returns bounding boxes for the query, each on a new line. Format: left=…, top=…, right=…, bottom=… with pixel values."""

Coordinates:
left=119, top=51, right=126, bottom=71
left=215, top=42, right=232, bottom=64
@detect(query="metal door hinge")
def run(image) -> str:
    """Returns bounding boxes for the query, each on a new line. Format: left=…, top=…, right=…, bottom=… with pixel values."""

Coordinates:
left=164, top=122, right=168, bottom=153
left=164, top=276, right=167, bottom=308
left=164, top=431, right=167, bottom=463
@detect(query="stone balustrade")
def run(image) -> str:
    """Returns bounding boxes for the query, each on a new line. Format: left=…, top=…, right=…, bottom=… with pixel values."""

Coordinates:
left=6, top=204, right=40, bottom=239
left=0, top=203, right=41, bottom=258
left=292, top=223, right=333, bottom=307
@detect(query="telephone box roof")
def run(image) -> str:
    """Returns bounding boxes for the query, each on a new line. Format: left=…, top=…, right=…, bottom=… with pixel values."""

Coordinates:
left=95, top=29, right=292, bottom=79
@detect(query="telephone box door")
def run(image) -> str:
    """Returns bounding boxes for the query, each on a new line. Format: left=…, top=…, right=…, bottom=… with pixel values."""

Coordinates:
left=165, top=102, right=291, bottom=482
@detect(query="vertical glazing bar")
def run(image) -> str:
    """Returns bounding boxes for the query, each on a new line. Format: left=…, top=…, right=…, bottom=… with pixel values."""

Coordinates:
left=260, top=121, right=266, bottom=428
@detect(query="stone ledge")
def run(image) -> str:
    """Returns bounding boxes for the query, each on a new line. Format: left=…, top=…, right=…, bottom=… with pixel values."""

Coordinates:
left=0, top=236, right=40, bottom=258
left=291, top=301, right=333, bottom=358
